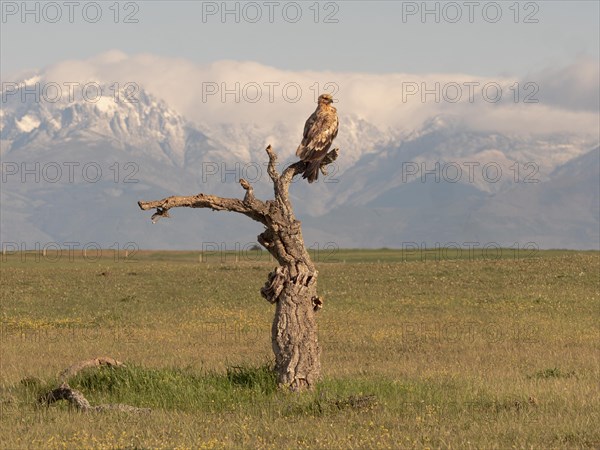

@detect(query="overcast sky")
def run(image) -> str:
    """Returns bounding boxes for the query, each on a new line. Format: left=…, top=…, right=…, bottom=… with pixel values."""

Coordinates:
left=1, top=1, right=599, bottom=78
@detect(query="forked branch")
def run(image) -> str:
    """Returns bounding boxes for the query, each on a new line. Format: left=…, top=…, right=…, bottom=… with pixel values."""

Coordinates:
left=138, top=146, right=339, bottom=225
left=138, top=180, right=269, bottom=224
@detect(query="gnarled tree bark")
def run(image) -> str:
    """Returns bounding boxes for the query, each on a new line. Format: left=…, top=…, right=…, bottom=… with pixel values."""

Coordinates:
left=138, top=145, right=338, bottom=391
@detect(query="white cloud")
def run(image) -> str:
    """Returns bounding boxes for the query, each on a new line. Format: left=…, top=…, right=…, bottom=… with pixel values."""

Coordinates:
left=525, top=57, right=600, bottom=112
left=11, top=51, right=600, bottom=138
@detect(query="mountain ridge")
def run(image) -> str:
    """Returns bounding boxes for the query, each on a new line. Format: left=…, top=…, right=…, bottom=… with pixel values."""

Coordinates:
left=1, top=80, right=598, bottom=249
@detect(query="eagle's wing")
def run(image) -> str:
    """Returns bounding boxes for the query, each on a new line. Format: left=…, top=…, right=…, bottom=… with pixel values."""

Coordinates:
left=296, top=111, right=318, bottom=157
left=303, top=111, right=317, bottom=140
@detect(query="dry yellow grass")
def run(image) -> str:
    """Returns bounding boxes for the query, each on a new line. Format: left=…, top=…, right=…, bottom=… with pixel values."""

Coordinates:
left=1, top=250, right=598, bottom=448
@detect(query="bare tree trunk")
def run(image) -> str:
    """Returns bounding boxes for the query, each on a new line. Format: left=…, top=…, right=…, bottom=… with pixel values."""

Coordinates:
left=138, top=145, right=338, bottom=390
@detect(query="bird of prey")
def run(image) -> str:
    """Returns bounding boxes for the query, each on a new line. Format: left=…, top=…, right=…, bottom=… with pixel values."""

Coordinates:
left=296, top=93, right=339, bottom=183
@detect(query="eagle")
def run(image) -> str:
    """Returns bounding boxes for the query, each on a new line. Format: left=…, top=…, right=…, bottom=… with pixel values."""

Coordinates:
left=296, top=93, right=339, bottom=183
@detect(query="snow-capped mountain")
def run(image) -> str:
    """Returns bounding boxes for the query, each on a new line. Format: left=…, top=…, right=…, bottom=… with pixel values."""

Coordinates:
left=1, top=79, right=598, bottom=250
left=1, top=83, right=202, bottom=168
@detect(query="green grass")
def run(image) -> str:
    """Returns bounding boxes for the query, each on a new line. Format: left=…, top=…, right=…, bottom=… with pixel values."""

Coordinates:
left=0, top=249, right=599, bottom=448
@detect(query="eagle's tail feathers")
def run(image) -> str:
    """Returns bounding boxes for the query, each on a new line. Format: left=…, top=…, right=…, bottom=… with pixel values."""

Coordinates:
left=303, top=160, right=320, bottom=183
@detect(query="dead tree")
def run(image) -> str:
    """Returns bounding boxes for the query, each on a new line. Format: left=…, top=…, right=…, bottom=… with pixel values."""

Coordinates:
left=138, top=145, right=338, bottom=391
left=39, top=357, right=151, bottom=413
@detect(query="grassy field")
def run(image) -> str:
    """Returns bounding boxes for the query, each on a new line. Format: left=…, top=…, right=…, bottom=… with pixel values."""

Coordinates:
left=0, top=249, right=598, bottom=449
